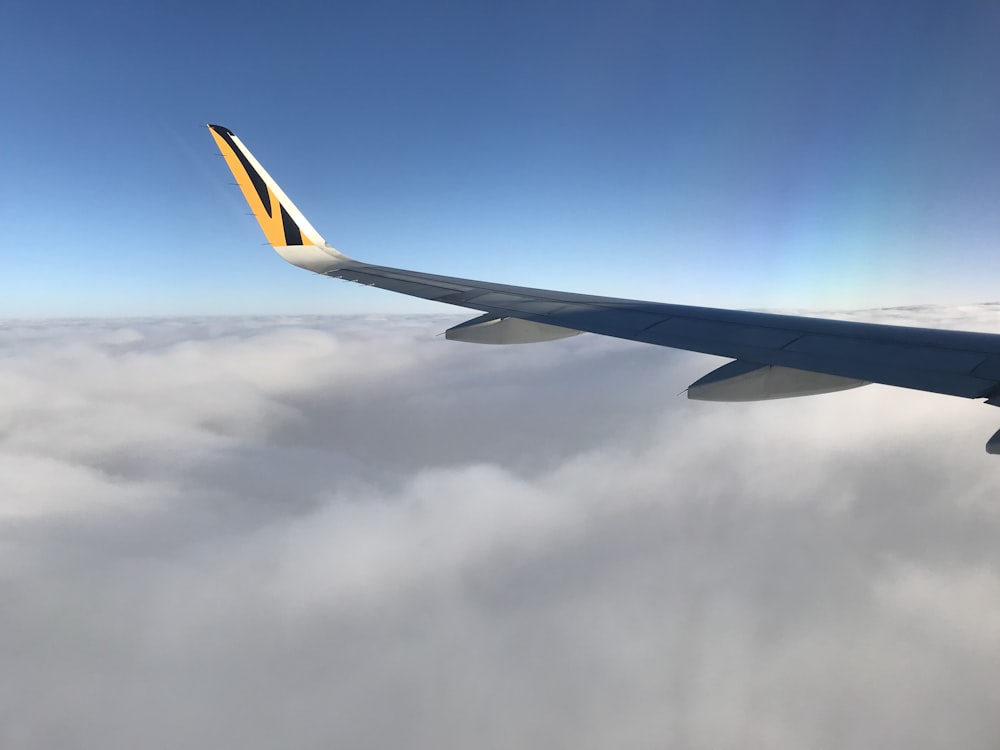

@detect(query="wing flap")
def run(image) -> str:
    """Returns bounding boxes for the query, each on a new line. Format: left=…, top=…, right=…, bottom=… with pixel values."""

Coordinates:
left=646, top=317, right=804, bottom=349
left=784, top=334, right=986, bottom=372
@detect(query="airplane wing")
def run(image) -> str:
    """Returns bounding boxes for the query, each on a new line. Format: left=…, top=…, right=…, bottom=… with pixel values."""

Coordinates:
left=207, top=124, right=1000, bottom=453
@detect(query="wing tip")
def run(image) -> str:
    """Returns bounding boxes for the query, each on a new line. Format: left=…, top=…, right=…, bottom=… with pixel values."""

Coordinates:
left=207, top=122, right=348, bottom=259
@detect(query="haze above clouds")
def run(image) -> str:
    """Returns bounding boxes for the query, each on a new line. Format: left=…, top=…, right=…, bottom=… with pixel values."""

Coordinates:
left=3, top=309, right=1000, bottom=749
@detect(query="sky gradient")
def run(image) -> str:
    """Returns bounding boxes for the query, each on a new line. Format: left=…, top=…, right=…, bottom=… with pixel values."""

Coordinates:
left=4, top=0, right=1000, bottom=317
left=6, top=5, right=1000, bottom=744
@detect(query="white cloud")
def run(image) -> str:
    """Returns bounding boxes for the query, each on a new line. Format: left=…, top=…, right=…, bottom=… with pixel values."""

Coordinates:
left=1, top=310, right=1000, bottom=748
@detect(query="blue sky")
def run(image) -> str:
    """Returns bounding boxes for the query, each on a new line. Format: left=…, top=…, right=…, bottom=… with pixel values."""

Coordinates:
left=4, top=0, right=1000, bottom=317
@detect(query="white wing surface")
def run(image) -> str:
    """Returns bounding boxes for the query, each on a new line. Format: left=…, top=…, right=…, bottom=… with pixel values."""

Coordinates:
left=207, top=124, right=1000, bottom=453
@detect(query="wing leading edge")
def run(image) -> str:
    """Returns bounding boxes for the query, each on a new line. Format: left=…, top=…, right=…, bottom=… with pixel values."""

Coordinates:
left=207, top=124, right=1000, bottom=453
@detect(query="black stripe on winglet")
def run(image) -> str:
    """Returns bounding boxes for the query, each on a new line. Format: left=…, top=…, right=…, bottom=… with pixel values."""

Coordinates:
left=209, top=124, right=272, bottom=218
left=280, top=204, right=303, bottom=245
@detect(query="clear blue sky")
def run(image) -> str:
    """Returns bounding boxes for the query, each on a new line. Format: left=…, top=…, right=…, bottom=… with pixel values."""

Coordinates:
left=4, top=0, right=1000, bottom=317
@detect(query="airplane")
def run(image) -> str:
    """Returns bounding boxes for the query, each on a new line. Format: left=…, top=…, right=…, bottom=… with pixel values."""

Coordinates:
left=207, top=123, right=1000, bottom=454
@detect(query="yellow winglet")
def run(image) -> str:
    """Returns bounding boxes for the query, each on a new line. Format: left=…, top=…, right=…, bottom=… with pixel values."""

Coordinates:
left=208, top=124, right=327, bottom=248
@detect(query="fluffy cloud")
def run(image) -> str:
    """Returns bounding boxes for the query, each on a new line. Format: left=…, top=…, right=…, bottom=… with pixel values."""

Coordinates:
left=2, top=309, right=1000, bottom=749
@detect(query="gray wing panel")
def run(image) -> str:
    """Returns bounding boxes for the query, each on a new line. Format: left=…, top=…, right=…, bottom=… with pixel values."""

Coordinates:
left=328, top=261, right=1000, bottom=400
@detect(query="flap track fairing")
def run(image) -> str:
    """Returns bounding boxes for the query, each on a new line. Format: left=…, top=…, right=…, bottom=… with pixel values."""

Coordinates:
left=446, top=314, right=582, bottom=344
left=688, top=360, right=869, bottom=402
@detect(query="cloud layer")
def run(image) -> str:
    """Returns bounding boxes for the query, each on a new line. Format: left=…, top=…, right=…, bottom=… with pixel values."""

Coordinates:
left=3, top=309, right=1000, bottom=749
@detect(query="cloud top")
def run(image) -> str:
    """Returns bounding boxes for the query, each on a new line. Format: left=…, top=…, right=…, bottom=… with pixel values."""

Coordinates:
left=2, top=310, right=1000, bottom=749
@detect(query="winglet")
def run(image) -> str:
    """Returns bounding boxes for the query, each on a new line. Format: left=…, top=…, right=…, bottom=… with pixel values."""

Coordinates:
left=207, top=124, right=349, bottom=271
